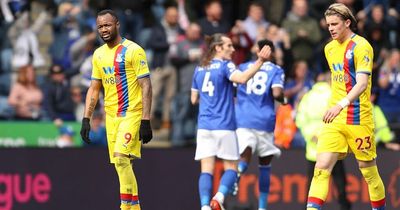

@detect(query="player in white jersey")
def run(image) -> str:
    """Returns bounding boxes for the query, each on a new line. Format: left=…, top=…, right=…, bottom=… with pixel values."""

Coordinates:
left=234, top=39, right=286, bottom=210
left=191, top=33, right=271, bottom=210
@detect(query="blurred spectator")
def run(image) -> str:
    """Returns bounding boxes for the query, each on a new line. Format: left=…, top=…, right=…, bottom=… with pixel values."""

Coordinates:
left=284, top=60, right=313, bottom=109
left=370, top=89, right=400, bottom=151
left=7, top=9, right=47, bottom=70
left=282, top=0, right=321, bottom=67
left=377, top=49, right=400, bottom=124
left=56, top=124, right=75, bottom=148
left=242, top=1, right=269, bottom=42
left=147, top=3, right=183, bottom=131
left=227, top=20, right=253, bottom=65
left=43, top=64, right=75, bottom=122
left=198, top=0, right=230, bottom=36
left=84, top=111, right=107, bottom=147
left=264, top=24, right=293, bottom=72
left=8, top=64, right=43, bottom=120
left=1, top=0, right=30, bottom=23
left=69, top=30, right=97, bottom=87
left=363, top=3, right=391, bottom=72
left=71, top=86, right=84, bottom=121
left=170, top=22, right=204, bottom=147
left=111, top=0, right=144, bottom=42
left=48, top=2, right=82, bottom=75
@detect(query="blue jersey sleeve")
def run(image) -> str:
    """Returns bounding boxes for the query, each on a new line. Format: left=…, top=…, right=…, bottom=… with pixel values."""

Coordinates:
left=192, top=67, right=199, bottom=91
left=272, top=66, right=285, bottom=88
left=224, top=61, right=238, bottom=80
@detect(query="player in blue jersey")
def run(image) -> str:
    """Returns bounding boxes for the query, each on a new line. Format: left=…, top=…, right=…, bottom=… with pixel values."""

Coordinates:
left=191, top=33, right=271, bottom=210
left=234, top=39, right=287, bottom=210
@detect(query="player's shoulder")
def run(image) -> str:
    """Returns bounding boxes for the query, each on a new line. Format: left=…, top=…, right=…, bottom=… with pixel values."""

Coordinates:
left=123, top=39, right=145, bottom=53
left=92, top=44, right=108, bottom=61
left=324, top=39, right=336, bottom=51
left=352, top=34, right=372, bottom=50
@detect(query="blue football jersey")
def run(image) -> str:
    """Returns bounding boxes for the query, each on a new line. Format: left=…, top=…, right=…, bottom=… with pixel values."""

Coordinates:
left=192, top=59, right=238, bottom=130
left=235, top=61, right=285, bottom=132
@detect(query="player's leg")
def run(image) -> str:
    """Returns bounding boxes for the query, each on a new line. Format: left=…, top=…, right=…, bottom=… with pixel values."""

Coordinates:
left=114, top=154, right=135, bottom=210
left=114, top=113, right=142, bottom=210
left=211, top=159, right=237, bottom=210
left=307, top=123, right=348, bottom=210
left=307, top=152, right=338, bottom=210
left=348, top=124, right=385, bottom=210
left=233, top=128, right=257, bottom=195
left=238, top=147, right=252, bottom=174
left=258, top=155, right=273, bottom=210
left=195, top=129, right=219, bottom=210
left=358, top=160, right=386, bottom=210
left=130, top=162, right=140, bottom=210
left=106, top=114, right=134, bottom=210
left=199, top=157, right=215, bottom=210
left=331, top=160, right=351, bottom=210
left=211, top=130, right=239, bottom=210
left=257, top=131, right=281, bottom=210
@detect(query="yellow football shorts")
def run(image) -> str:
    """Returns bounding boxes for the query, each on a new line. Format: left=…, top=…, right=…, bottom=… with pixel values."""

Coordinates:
left=105, top=111, right=142, bottom=163
left=317, top=123, right=376, bottom=161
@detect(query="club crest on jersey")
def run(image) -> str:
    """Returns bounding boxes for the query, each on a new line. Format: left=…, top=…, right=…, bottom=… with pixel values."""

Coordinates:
left=345, top=49, right=353, bottom=59
left=115, top=53, right=123, bottom=63
left=227, top=62, right=236, bottom=73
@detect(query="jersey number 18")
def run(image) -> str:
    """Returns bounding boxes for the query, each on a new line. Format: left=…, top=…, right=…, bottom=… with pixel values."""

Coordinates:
left=246, top=71, right=268, bottom=95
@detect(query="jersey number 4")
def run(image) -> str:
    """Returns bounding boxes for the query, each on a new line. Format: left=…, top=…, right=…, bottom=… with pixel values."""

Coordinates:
left=246, top=72, right=268, bottom=95
left=202, top=72, right=215, bottom=96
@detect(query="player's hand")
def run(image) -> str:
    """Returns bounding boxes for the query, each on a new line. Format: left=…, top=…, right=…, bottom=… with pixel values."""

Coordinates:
left=139, top=120, right=153, bottom=144
left=257, top=45, right=271, bottom=62
left=80, top=118, right=91, bottom=144
left=323, top=105, right=342, bottom=124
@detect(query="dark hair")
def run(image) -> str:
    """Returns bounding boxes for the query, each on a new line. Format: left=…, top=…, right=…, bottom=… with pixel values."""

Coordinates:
left=325, top=3, right=357, bottom=31
left=205, top=0, right=220, bottom=8
left=200, top=33, right=227, bottom=67
left=97, top=9, right=119, bottom=22
left=257, top=39, right=275, bottom=53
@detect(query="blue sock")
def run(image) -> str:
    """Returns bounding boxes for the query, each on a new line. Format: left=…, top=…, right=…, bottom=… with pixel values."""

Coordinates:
left=238, top=161, right=248, bottom=173
left=199, top=173, right=213, bottom=207
left=218, top=169, right=237, bottom=196
left=259, top=165, right=271, bottom=209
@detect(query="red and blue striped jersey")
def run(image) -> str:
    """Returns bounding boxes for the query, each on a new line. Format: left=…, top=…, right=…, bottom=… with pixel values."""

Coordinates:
left=91, top=38, right=150, bottom=117
left=324, top=34, right=374, bottom=125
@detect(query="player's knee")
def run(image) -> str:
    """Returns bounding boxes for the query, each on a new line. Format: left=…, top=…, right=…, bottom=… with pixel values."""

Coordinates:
left=114, top=156, right=131, bottom=172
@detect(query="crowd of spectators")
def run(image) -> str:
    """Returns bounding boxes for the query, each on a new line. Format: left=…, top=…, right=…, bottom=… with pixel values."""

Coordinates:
left=0, top=0, right=400, bottom=148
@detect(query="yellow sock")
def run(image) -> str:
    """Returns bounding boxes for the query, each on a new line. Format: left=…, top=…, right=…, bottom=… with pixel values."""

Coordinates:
left=131, top=204, right=141, bottom=210
left=131, top=164, right=141, bottom=210
left=115, top=157, right=134, bottom=210
left=360, top=165, right=386, bottom=208
left=306, top=168, right=331, bottom=210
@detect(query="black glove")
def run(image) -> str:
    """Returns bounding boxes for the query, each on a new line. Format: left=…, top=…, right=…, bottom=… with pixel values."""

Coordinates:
left=80, top=118, right=91, bottom=144
left=139, top=120, right=153, bottom=144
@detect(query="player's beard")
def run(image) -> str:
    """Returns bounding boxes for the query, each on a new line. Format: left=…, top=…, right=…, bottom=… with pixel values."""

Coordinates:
left=101, top=27, right=118, bottom=43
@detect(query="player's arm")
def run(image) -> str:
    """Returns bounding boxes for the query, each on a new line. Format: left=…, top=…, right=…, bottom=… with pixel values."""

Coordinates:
left=138, top=77, right=152, bottom=120
left=272, top=87, right=288, bottom=104
left=83, top=80, right=102, bottom=118
left=230, top=45, right=271, bottom=84
left=191, top=90, right=199, bottom=105
left=80, top=79, right=102, bottom=144
left=342, top=73, right=369, bottom=104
